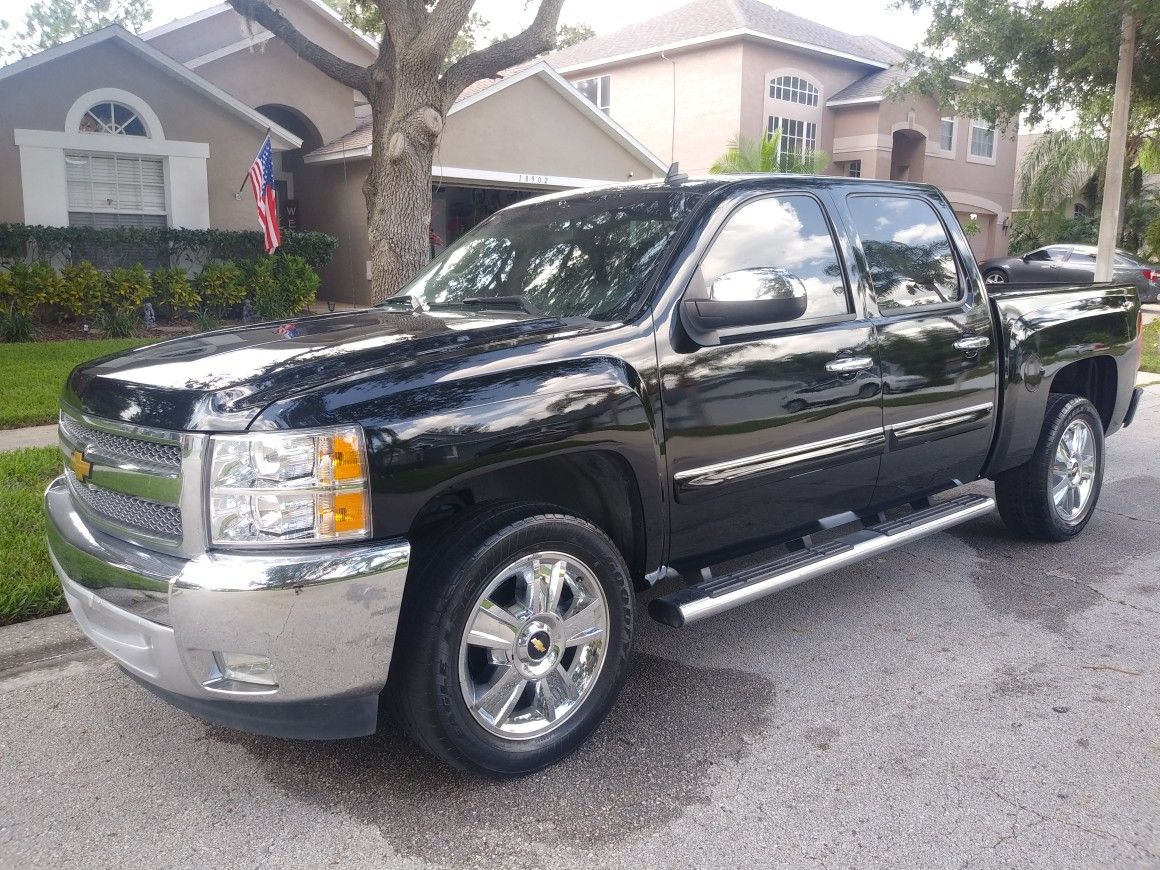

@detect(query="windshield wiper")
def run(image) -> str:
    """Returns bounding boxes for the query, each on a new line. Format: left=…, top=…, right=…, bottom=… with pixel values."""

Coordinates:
left=459, top=295, right=543, bottom=316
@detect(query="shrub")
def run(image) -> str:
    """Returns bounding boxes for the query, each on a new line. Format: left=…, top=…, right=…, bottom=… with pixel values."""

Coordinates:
left=151, top=266, right=198, bottom=315
left=252, top=254, right=320, bottom=321
left=7, top=262, right=60, bottom=315
left=196, top=260, right=245, bottom=311
left=95, top=307, right=139, bottom=338
left=1146, top=216, right=1160, bottom=260
left=58, top=262, right=106, bottom=317
left=105, top=263, right=152, bottom=314
left=0, top=224, right=338, bottom=270
left=0, top=302, right=37, bottom=342
left=192, top=306, right=219, bottom=333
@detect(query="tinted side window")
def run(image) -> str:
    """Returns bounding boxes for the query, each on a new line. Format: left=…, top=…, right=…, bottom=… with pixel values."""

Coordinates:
left=847, top=195, right=962, bottom=310
left=700, top=195, right=850, bottom=320
left=1068, top=251, right=1096, bottom=263
left=1025, top=249, right=1052, bottom=262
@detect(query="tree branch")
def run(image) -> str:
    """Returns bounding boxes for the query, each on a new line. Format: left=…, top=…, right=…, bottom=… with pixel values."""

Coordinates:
left=227, top=0, right=373, bottom=96
left=439, top=0, right=565, bottom=103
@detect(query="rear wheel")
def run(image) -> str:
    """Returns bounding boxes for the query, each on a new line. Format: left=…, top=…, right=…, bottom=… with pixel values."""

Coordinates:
left=389, top=501, right=633, bottom=776
left=983, top=269, right=1009, bottom=285
left=994, top=394, right=1104, bottom=541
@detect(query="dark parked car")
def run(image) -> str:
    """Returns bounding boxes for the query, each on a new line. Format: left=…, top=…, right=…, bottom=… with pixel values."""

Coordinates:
left=979, top=244, right=1160, bottom=302
left=47, top=176, right=1144, bottom=776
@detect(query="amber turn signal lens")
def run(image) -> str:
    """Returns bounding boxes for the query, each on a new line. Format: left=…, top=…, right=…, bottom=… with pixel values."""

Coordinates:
left=331, top=492, right=366, bottom=534
left=331, top=433, right=365, bottom=481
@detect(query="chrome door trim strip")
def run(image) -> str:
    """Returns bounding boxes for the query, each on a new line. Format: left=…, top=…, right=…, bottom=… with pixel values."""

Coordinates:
left=674, top=426, right=886, bottom=489
left=888, top=402, right=994, bottom=441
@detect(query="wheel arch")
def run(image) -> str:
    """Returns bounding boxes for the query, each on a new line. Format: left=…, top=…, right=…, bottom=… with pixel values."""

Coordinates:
left=1048, top=355, right=1118, bottom=431
left=407, top=448, right=655, bottom=589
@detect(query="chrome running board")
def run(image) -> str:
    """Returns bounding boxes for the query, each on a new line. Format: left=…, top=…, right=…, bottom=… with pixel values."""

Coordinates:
left=649, top=494, right=995, bottom=627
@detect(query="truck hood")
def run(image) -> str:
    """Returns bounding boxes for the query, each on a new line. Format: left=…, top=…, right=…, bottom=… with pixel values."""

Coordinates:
left=66, top=308, right=576, bottom=431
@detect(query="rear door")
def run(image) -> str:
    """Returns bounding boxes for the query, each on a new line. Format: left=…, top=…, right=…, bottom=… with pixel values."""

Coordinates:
left=843, top=192, right=998, bottom=505
left=658, top=191, right=884, bottom=562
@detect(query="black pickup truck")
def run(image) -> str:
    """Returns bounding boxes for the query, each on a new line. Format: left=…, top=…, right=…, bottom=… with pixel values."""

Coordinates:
left=46, top=176, right=1143, bottom=776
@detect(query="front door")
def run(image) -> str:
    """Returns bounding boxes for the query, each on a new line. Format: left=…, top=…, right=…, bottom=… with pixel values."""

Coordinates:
left=843, top=193, right=998, bottom=505
left=659, top=192, right=884, bottom=564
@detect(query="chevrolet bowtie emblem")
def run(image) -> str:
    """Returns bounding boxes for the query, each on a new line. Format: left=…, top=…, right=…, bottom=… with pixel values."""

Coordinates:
left=530, top=637, right=547, bottom=654
left=70, top=449, right=93, bottom=483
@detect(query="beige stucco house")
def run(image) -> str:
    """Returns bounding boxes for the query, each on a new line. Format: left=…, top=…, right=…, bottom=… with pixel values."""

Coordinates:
left=0, top=0, right=666, bottom=303
left=550, top=0, right=1018, bottom=258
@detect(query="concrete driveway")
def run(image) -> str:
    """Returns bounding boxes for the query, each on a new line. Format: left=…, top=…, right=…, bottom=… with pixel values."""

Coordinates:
left=2, top=394, right=1158, bottom=869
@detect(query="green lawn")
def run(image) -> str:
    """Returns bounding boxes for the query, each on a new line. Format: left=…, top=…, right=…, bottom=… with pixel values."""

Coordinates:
left=0, top=338, right=154, bottom=429
left=0, top=448, right=65, bottom=625
left=1141, top=319, right=1160, bottom=375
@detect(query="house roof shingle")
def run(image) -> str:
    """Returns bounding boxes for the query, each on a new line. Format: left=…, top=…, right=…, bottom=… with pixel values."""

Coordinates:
left=548, top=0, right=907, bottom=70
left=827, top=65, right=912, bottom=104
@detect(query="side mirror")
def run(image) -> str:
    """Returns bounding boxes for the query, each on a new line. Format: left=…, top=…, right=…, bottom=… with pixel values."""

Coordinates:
left=682, top=268, right=809, bottom=332
left=1021, top=253, right=1031, bottom=263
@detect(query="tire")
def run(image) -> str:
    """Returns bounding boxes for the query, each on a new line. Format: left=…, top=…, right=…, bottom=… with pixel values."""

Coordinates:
left=994, top=394, right=1104, bottom=541
left=983, top=269, right=1009, bottom=285
left=388, top=501, right=633, bottom=777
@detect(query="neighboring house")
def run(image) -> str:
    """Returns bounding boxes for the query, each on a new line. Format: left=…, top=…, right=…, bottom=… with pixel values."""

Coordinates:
left=550, top=0, right=1018, bottom=259
left=0, top=0, right=666, bottom=303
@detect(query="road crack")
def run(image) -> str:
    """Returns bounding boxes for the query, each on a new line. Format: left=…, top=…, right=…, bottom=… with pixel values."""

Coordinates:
left=991, top=789, right=1159, bottom=861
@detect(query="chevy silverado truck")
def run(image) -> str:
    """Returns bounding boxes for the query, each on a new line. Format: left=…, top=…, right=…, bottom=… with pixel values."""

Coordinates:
left=46, top=176, right=1144, bottom=776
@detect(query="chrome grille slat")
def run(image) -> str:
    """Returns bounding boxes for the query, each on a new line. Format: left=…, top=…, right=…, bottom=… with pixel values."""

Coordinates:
left=60, top=416, right=181, bottom=469
left=68, top=472, right=183, bottom=538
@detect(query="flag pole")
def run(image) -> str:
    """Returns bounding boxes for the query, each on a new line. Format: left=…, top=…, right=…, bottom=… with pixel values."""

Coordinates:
left=236, top=128, right=272, bottom=195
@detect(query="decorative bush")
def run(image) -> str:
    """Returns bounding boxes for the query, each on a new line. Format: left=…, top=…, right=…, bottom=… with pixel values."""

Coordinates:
left=58, top=262, right=106, bottom=317
left=253, top=254, right=320, bottom=321
left=196, top=260, right=245, bottom=311
left=0, top=224, right=338, bottom=270
left=151, top=266, right=199, bottom=314
left=7, top=262, right=61, bottom=315
left=105, top=264, right=152, bottom=314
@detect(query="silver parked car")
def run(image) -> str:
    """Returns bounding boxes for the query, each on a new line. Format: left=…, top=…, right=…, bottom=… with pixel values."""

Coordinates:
left=979, top=244, right=1160, bottom=302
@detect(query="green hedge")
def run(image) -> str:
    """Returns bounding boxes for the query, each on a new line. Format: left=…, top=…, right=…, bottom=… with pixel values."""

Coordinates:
left=0, top=224, right=338, bottom=270
left=1, top=253, right=321, bottom=341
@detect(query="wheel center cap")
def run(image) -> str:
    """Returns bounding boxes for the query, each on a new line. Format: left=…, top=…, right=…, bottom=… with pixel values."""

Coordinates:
left=526, top=630, right=552, bottom=661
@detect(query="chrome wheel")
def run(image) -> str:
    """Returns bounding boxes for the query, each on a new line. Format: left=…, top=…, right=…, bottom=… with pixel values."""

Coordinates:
left=1051, top=419, right=1097, bottom=521
left=984, top=271, right=1007, bottom=284
left=458, top=552, right=609, bottom=740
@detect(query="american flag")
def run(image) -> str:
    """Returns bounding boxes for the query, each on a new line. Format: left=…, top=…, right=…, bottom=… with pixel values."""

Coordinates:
left=248, top=134, right=281, bottom=253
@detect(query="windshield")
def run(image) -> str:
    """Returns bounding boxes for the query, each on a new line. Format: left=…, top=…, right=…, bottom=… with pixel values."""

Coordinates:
left=391, top=189, right=702, bottom=321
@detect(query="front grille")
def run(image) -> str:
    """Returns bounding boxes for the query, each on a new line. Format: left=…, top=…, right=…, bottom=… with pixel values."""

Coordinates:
left=68, top=473, right=183, bottom=538
left=60, top=416, right=181, bottom=469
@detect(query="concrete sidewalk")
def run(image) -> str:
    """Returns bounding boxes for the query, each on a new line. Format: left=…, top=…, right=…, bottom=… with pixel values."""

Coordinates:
left=0, top=424, right=57, bottom=452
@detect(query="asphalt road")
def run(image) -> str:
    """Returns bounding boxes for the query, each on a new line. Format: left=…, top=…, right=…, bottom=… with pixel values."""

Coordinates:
left=2, top=394, right=1159, bottom=869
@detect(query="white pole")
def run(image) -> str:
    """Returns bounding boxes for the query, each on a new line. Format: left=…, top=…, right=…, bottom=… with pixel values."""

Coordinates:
left=1094, top=12, right=1136, bottom=282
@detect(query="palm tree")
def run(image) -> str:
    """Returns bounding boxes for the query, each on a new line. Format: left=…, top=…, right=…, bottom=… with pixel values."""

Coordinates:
left=1017, top=130, right=1108, bottom=213
left=710, top=131, right=829, bottom=175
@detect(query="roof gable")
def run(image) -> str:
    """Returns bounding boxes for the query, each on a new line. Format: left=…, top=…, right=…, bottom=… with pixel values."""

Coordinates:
left=549, top=0, right=905, bottom=72
left=0, top=25, right=302, bottom=148
left=306, top=62, right=667, bottom=175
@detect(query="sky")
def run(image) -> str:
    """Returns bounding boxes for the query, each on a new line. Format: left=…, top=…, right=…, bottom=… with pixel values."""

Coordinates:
left=3, top=0, right=934, bottom=53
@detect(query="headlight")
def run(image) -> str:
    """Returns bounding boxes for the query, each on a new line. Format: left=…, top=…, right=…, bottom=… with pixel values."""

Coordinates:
left=208, top=426, right=370, bottom=546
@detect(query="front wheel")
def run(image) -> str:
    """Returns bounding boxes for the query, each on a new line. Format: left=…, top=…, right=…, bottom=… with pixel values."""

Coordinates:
left=983, top=269, right=1008, bottom=285
left=994, top=394, right=1104, bottom=541
left=389, top=502, right=633, bottom=776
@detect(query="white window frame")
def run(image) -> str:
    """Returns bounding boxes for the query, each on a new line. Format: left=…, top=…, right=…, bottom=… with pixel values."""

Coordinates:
left=65, top=151, right=169, bottom=228
left=967, top=120, right=997, bottom=165
left=574, top=74, right=611, bottom=114
left=766, top=116, right=818, bottom=165
left=937, top=117, right=956, bottom=156
left=769, top=74, right=819, bottom=107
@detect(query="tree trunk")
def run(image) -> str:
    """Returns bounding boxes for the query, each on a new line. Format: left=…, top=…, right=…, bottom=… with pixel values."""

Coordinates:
left=363, top=73, right=444, bottom=302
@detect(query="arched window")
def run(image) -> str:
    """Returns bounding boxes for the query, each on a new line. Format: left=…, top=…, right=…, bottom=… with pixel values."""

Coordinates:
left=78, top=101, right=148, bottom=137
left=769, top=75, right=819, bottom=107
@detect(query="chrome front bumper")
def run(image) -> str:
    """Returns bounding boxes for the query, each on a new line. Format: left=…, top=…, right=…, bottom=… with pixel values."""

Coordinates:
left=44, top=477, right=410, bottom=739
